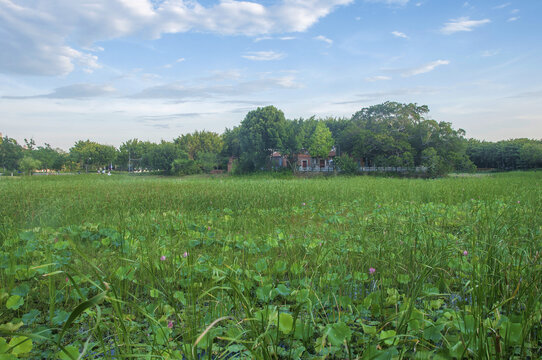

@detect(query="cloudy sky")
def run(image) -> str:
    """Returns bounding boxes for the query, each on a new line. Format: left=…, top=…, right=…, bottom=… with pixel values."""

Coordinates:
left=1, top=0, right=541, bottom=149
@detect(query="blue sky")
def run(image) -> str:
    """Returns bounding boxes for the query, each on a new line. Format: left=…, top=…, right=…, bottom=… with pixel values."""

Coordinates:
left=1, top=0, right=541, bottom=149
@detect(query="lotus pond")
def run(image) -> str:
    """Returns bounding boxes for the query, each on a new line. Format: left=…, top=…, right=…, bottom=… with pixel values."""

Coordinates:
left=0, top=172, right=541, bottom=359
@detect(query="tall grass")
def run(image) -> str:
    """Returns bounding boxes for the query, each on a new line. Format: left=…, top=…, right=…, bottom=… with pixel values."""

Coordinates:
left=0, top=172, right=540, bottom=358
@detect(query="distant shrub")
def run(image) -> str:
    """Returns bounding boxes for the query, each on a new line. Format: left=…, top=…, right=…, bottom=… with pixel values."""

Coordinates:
left=335, top=154, right=359, bottom=175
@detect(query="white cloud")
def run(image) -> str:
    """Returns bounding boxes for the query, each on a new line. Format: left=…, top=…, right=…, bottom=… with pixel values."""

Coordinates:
left=242, top=51, right=285, bottom=61
left=507, top=16, right=519, bottom=22
left=254, top=36, right=296, bottom=42
left=3, top=83, right=115, bottom=99
left=365, top=0, right=409, bottom=5
left=481, top=50, right=500, bottom=57
left=0, top=0, right=352, bottom=76
left=441, top=17, right=491, bottom=34
left=314, top=35, right=333, bottom=45
left=493, top=3, right=511, bottom=9
left=401, top=60, right=450, bottom=77
left=391, top=31, right=408, bottom=39
left=365, top=75, right=392, bottom=82
left=176, top=58, right=185, bottom=63
left=130, top=75, right=301, bottom=99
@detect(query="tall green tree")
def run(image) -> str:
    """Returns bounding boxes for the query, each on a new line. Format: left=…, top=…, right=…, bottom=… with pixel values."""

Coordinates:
left=31, top=144, right=66, bottom=171
left=174, top=131, right=223, bottom=160
left=238, top=106, right=287, bottom=171
left=308, top=122, right=334, bottom=164
left=142, top=141, right=181, bottom=174
left=117, top=139, right=153, bottom=171
left=19, top=156, right=41, bottom=175
left=69, top=140, right=117, bottom=171
left=0, top=136, right=23, bottom=172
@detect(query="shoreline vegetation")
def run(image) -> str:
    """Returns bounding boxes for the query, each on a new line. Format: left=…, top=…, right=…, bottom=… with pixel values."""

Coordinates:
left=2, top=102, right=541, bottom=179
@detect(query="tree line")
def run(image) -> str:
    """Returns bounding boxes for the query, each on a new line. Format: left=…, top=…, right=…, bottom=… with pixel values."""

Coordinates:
left=1, top=102, right=541, bottom=176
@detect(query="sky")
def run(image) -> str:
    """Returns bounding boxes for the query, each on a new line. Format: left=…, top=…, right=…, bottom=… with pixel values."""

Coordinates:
left=1, top=0, right=541, bottom=150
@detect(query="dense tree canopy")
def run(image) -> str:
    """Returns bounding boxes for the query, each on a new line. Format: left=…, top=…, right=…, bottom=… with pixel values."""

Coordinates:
left=2, top=102, right=540, bottom=176
left=238, top=106, right=287, bottom=171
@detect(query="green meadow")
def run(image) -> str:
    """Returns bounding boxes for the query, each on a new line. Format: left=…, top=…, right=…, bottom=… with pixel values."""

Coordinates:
left=0, top=172, right=541, bottom=359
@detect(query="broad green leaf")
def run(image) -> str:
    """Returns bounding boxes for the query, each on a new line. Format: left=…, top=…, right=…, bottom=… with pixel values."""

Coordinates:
left=501, top=321, right=522, bottom=345
left=326, top=322, right=351, bottom=346
left=449, top=341, right=466, bottom=359
left=0, top=322, right=23, bottom=332
left=276, top=284, right=291, bottom=296
left=10, top=284, right=30, bottom=297
left=22, top=309, right=40, bottom=325
left=423, top=323, right=445, bottom=342
left=361, top=323, right=376, bottom=335
left=57, top=345, right=79, bottom=360
left=5, top=295, right=23, bottom=310
left=0, top=338, right=8, bottom=353
left=380, top=330, right=397, bottom=346
left=278, top=313, right=293, bottom=334
left=8, top=336, right=32, bottom=355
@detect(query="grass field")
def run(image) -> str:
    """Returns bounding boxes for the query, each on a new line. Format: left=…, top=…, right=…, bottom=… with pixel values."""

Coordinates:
left=0, top=172, right=541, bottom=359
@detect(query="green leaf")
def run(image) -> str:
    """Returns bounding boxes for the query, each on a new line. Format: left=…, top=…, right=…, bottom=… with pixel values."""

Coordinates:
left=57, top=291, right=106, bottom=345
left=57, top=345, right=79, bottom=360
left=10, top=284, right=30, bottom=297
left=423, top=323, right=444, bottom=342
left=22, top=309, right=41, bottom=325
left=397, top=274, right=410, bottom=284
left=278, top=313, right=293, bottom=334
left=501, top=321, right=522, bottom=345
left=0, top=338, right=8, bottom=353
left=0, top=353, right=17, bottom=360
left=0, top=322, right=23, bottom=332
left=52, top=310, right=70, bottom=326
left=361, top=323, right=376, bottom=335
left=379, top=330, right=397, bottom=346
left=449, top=341, right=466, bottom=359
left=8, top=336, right=32, bottom=355
left=326, top=322, right=352, bottom=346
left=275, top=284, right=291, bottom=296
left=174, top=291, right=186, bottom=305
left=5, top=295, right=23, bottom=310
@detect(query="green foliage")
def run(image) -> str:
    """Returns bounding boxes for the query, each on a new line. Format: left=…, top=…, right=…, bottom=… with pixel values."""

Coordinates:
left=238, top=106, right=287, bottom=171
left=175, top=130, right=223, bottom=161
left=519, top=142, right=542, bottom=168
left=467, top=138, right=542, bottom=170
left=141, top=141, right=180, bottom=174
left=0, top=136, right=23, bottom=171
left=0, top=173, right=541, bottom=358
left=171, top=156, right=201, bottom=175
left=18, top=156, right=41, bottom=175
left=308, top=122, right=334, bottom=159
left=69, top=140, right=117, bottom=171
left=335, top=154, right=358, bottom=174
left=117, top=138, right=154, bottom=171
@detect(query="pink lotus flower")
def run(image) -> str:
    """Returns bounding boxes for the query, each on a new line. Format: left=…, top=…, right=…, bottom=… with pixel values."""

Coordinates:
left=160, top=255, right=166, bottom=261
left=302, top=202, right=306, bottom=206
left=463, top=250, right=468, bottom=256
left=183, top=252, right=188, bottom=258
left=65, top=277, right=69, bottom=282
left=167, top=320, right=174, bottom=329
left=369, top=267, right=376, bottom=275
